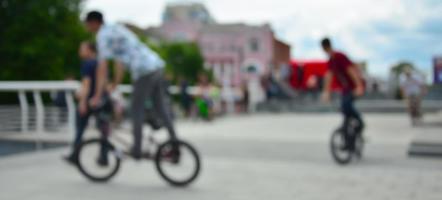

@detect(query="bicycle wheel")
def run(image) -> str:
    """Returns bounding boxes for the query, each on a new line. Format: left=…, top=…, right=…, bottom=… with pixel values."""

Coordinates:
left=77, top=138, right=121, bottom=182
left=330, top=129, right=352, bottom=165
left=155, top=140, right=201, bottom=187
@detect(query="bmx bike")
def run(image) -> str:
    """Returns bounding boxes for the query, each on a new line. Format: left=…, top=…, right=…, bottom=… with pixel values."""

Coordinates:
left=330, top=118, right=364, bottom=165
left=75, top=117, right=201, bottom=187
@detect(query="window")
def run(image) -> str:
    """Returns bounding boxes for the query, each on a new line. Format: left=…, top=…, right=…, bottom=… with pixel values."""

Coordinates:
left=190, top=10, right=199, bottom=20
left=174, top=32, right=187, bottom=41
left=206, top=43, right=214, bottom=52
left=230, top=45, right=236, bottom=52
left=218, top=45, right=222, bottom=52
left=250, top=38, right=259, bottom=52
left=162, top=11, right=171, bottom=22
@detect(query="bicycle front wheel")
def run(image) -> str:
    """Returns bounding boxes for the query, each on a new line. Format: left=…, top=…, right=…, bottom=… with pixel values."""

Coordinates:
left=77, top=138, right=121, bottom=182
left=155, top=140, right=201, bottom=187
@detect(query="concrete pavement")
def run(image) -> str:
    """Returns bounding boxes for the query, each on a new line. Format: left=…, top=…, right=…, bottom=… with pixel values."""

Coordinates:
left=1, top=113, right=442, bottom=200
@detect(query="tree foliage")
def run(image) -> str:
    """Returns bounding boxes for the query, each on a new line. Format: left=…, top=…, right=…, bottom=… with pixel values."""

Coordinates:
left=391, top=61, right=414, bottom=75
left=0, top=0, right=88, bottom=81
left=157, top=42, right=205, bottom=84
left=123, top=25, right=207, bottom=84
left=0, top=0, right=208, bottom=88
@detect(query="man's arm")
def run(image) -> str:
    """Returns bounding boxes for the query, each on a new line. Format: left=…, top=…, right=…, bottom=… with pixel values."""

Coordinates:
left=112, top=60, right=125, bottom=90
left=90, top=60, right=109, bottom=107
left=77, top=78, right=91, bottom=99
left=78, top=78, right=91, bottom=115
left=323, top=71, right=333, bottom=94
left=321, top=70, right=333, bottom=102
left=346, top=65, right=364, bottom=96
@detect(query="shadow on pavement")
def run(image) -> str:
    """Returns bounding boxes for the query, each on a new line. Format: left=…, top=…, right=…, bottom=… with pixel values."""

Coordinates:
left=65, top=179, right=205, bottom=198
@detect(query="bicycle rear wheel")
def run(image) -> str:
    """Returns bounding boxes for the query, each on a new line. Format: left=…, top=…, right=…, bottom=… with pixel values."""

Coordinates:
left=77, top=138, right=121, bottom=182
left=330, top=129, right=353, bottom=165
left=155, top=140, right=201, bottom=187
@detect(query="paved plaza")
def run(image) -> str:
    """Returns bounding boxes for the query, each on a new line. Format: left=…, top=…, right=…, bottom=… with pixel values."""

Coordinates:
left=1, top=113, right=442, bottom=200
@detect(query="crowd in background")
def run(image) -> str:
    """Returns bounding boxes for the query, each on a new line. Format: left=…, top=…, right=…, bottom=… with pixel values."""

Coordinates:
left=52, top=59, right=430, bottom=126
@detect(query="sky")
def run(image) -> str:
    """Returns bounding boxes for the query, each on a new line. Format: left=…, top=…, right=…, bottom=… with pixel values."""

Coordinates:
left=84, top=0, right=442, bottom=80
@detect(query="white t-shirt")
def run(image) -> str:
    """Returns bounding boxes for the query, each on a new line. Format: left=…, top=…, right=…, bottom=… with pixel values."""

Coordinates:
left=97, top=24, right=164, bottom=80
left=400, top=72, right=424, bottom=96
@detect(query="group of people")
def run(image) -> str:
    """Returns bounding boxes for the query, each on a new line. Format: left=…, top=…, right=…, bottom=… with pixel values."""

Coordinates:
left=179, top=73, right=256, bottom=120
left=65, top=10, right=367, bottom=161
left=64, top=11, right=177, bottom=164
left=178, top=73, right=222, bottom=121
left=67, top=8, right=436, bottom=162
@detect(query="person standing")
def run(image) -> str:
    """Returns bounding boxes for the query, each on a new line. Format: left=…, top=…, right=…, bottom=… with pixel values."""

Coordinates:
left=179, top=77, right=193, bottom=118
left=64, top=41, right=111, bottom=166
left=85, top=11, right=176, bottom=159
left=320, top=38, right=365, bottom=151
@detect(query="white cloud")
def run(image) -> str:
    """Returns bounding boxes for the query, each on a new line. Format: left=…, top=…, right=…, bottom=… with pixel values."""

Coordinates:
left=84, top=0, right=441, bottom=79
left=84, top=0, right=167, bottom=26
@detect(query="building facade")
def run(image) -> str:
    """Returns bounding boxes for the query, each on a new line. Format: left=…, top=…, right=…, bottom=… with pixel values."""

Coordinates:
left=147, top=3, right=291, bottom=87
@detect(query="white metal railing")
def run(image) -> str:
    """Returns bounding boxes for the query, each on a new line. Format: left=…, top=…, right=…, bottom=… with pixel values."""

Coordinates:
left=0, top=81, right=80, bottom=136
left=0, top=81, right=239, bottom=136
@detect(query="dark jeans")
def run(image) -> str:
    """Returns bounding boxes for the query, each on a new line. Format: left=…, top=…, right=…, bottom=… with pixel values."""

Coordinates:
left=340, top=93, right=364, bottom=149
left=70, top=105, right=110, bottom=160
left=132, top=69, right=177, bottom=156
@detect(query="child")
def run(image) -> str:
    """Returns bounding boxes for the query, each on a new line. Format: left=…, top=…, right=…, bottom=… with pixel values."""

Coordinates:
left=64, top=41, right=111, bottom=166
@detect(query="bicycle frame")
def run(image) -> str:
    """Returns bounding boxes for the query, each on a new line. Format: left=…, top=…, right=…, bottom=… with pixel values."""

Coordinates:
left=106, top=128, right=161, bottom=160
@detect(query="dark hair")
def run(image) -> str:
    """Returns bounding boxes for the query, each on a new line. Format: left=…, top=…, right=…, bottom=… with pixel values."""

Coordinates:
left=85, top=11, right=104, bottom=23
left=321, top=37, right=332, bottom=49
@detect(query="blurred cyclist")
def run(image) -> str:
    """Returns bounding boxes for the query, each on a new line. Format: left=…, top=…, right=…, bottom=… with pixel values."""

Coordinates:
left=320, top=38, right=365, bottom=151
left=84, top=11, right=176, bottom=159
left=400, top=67, right=427, bottom=126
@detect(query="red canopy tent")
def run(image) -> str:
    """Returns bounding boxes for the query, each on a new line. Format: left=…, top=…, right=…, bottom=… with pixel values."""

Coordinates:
left=289, top=60, right=341, bottom=91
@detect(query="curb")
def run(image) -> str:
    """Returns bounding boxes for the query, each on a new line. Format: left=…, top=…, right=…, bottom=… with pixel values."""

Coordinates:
left=408, top=142, right=442, bottom=157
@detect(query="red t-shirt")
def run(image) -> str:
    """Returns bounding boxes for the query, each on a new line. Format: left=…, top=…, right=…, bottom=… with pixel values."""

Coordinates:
left=328, top=51, right=355, bottom=93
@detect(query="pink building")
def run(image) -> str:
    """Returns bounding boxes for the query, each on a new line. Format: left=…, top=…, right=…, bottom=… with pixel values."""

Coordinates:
left=198, top=23, right=275, bottom=86
left=147, top=3, right=290, bottom=87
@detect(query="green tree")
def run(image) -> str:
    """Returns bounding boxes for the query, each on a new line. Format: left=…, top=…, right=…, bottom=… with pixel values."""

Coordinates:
left=0, top=0, right=88, bottom=81
left=158, top=42, right=205, bottom=84
left=124, top=24, right=208, bottom=84
left=391, top=62, right=414, bottom=76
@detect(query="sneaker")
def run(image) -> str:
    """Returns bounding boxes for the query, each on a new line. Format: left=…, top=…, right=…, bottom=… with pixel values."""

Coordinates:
left=63, top=155, right=77, bottom=166
left=97, top=157, right=109, bottom=167
left=339, top=136, right=355, bottom=152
